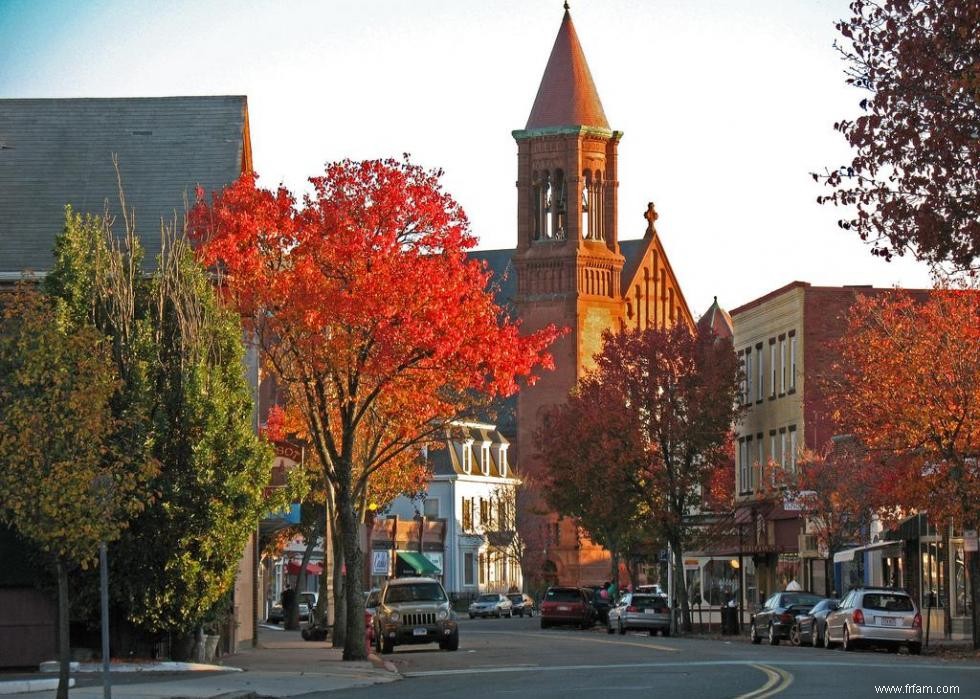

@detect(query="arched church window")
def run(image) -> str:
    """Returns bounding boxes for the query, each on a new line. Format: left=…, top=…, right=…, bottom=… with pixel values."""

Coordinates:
left=581, top=170, right=591, bottom=240
left=542, top=171, right=553, bottom=240
left=553, top=169, right=566, bottom=240
left=531, top=172, right=547, bottom=240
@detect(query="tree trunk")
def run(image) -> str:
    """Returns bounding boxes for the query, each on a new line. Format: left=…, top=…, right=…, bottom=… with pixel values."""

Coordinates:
left=967, top=526, right=980, bottom=650
left=609, top=550, right=619, bottom=589
left=671, top=538, right=691, bottom=633
left=55, top=558, right=70, bottom=699
left=286, top=524, right=319, bottom=630
left=331, top=516, right=346, bottom=648
left=338, top=479, right=366, bottom=660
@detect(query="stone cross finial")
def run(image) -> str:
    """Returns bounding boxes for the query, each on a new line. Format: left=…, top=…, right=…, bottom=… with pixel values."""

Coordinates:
left=644, top=202, right=658, bottom=235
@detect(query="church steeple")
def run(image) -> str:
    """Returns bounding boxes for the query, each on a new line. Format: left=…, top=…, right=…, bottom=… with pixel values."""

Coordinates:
left=526, top=5, right=609, bottom=130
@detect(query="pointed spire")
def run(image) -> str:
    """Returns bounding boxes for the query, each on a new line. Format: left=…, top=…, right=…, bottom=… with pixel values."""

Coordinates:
left=698, top=297, right=734, bottom=340
left=525, top=5, right=609, bottom=130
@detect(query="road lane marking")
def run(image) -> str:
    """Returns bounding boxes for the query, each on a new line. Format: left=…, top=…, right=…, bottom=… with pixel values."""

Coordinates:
left=464, top=629, right=679, bottom=652
left=403, top=659, right=980, bottom=679
left=735, top=664, right=793, bottom=699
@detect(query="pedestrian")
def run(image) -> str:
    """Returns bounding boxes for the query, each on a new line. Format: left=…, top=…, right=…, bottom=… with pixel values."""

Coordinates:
left=281, top=584, right=296, bottom=619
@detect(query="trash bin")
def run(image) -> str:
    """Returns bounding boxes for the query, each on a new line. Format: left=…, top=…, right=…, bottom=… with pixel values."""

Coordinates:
left=721, top=606, right=738, bottom=635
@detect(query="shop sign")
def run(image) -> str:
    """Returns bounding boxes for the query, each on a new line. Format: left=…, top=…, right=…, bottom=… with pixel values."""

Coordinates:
left=423, top=552, right=443, bottom=574
left=965, top=530, right=978, bottom=553
left=372, top=550, right=390, bottom=575
left=683, top=558, right=700, bottom=570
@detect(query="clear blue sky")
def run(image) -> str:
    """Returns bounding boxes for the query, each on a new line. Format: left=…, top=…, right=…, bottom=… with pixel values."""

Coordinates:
left=0, top=0, right=934, bottom=316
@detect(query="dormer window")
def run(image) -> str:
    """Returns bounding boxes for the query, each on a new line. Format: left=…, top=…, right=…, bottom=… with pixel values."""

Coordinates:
left=462, top=439, right=474, bottom=474
left=498, top=445, right=509, bottom=477
left=481, top=442, right=491, bottom=476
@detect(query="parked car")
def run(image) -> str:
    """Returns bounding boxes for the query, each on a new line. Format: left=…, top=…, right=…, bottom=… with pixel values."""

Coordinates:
left=607, top=593, right=670, bottom=636
left=750, top=590, right=825, bottom=645
left=364, top=588, right=381, bottom=615
left=373, top=576, right=458, bottom=653
left=267, top=601, right=284, bottom=624
left=539, top=586, right=596, bottom=629
left=507, top=592, right=536, bottom=617
left=469, top=593, right=514, bottom=618
left=791, top=598, right=839, bottom=647
left=298, top=591, right=317, bottom=622
left=824, top=587, right=921, bottom=654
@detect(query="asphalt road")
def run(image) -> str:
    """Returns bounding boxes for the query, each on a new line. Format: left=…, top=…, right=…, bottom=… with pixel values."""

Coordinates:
left=310, top=615, right=979, bottom=699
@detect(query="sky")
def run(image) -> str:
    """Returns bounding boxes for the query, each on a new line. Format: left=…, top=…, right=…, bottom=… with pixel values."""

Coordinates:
left=0, top=0, right=935, bottom=317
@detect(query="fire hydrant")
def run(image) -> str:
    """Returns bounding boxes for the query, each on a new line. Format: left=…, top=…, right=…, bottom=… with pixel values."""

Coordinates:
left=365, top=611, right=375, bottom=650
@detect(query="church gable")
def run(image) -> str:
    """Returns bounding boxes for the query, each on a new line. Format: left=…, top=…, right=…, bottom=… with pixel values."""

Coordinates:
left=620, top=203, right=694, bottom=331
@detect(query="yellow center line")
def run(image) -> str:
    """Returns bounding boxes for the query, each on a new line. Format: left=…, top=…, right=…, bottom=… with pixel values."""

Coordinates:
left=735, top=663, right=794, bottom=699
left=467, top=629, right=679, bottom=653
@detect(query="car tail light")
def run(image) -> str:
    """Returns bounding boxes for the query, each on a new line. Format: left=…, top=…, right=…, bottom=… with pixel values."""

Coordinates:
left=627, top=606, right=638, bottom=613
left=913, top=613, right=922, bottom=629
left=780, top=612, right=793, bottom=624
left=853, top=609, right=865, bottom=625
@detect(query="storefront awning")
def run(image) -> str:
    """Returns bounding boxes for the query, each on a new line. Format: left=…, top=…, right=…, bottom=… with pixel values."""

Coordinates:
left=286, top=560, right=323, bottom=576
left=833, top=540, right=903, bottom=564
left=396, top=551, right=439, bottom=575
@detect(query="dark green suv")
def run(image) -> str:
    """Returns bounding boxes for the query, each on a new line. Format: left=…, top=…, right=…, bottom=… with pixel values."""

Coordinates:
left=374, top=577, right=458, bottom=653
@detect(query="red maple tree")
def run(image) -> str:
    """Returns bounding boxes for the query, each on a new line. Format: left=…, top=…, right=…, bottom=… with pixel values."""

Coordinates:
left=817, top=0, right=980, bottom=272
left=830, top=286, right=980, bottom=647
left=190, top=157, right=559, bottom=659
left=538, top=324, right=740, bottom=632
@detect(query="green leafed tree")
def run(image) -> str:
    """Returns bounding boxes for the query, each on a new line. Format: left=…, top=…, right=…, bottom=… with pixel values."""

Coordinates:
left=0, top=286, right=158, bottom=699
left=43, top=204, right=275, bottom=645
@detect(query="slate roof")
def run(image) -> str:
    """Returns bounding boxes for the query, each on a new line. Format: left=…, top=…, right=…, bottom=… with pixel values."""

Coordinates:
left=619, top=238, right=647, bottom=292
left=0, top=96, right=250, bottom=277
left=525, top=7, right=609, bottom=130
left=428, top=423, right=512, bottom=478
left=697, top=296, right=734, bottom=339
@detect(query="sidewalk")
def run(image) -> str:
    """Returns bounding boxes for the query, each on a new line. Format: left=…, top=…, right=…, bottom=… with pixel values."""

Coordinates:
left=0, top=626, right=400, bottom=698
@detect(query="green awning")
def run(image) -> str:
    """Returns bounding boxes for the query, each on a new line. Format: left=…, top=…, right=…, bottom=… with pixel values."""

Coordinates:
left=396, top=551, right=439, bottom=575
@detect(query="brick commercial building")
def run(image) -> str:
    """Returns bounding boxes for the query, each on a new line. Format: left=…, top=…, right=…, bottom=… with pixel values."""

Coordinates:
left=730, top=281, right=928, bottom=604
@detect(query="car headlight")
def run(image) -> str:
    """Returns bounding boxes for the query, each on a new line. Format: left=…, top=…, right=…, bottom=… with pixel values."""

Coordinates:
left=437, top=608, right=449, bottom=620
left=388, top=611, right=400, bottom=623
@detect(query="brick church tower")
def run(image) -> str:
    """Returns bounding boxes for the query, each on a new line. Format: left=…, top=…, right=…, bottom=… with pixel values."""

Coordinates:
left=509, top=4, right=695, bottom=586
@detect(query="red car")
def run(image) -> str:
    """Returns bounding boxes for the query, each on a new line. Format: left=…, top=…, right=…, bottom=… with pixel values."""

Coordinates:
left=540, top=586, right=596, bottom=629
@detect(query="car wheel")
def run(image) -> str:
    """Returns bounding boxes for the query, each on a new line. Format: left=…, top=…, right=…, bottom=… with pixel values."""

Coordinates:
left=381, top=635, right=394, bottom=655
left=606, top=622, right=615, bottom=634
left=662, top=627, right=670, bottom=637
left=790, top=624, right=801, bottom=646
left=750, top=622, right=762, bottom=644
left=469, top=613, right=475, bottom=619
left=541, top=619, right=550, bottom=629
left=618, top=620, right=626, bottom=635
left=768, top=623, right=779, bottom=646
left=649, top=629, right=657, bottom=637
left=842, top=627, right=854, bottom=652
left=909, top=642, right=922, bottom=655
left=440, top=630, right=459, bottom=651
left=812, top=625, right=821, bottom=648
left=824, top=626, right=836, bottom=649
left=508, top=609, right=513, bottom=618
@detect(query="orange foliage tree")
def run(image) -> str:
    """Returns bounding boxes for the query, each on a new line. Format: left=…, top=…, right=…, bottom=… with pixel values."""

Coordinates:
left=190, top=157, right=558, bottom=659
left=830, top=287, right=980, bottom=647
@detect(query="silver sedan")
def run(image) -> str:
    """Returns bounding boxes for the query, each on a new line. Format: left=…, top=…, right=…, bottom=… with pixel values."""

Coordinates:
left=607, top=593, right=670, bottom=636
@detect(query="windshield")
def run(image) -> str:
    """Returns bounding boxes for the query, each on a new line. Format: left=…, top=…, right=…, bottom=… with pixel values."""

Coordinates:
left=508, top=594, right=523, bottom=603
left=546, top=588, right=581, bottom=602
left=384, top=583, right=447, bottom=604
left=477, top=595, right=498, bottom=603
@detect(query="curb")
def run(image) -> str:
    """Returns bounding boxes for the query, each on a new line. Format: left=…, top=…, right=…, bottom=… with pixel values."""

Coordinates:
left=367, top=652, right=399, bottom=674
left=0, top=678, right=75, bottom=695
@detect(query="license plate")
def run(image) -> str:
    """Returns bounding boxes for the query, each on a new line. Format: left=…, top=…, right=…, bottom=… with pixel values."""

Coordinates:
left=413, top=627, right=427, bottom=636
left=878, top=617, right=897, bottom=626
left=558, top=606, right=570, bottom=611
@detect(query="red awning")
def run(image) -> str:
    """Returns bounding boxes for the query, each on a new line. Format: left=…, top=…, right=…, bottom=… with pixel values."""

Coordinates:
left=286, top=560, right=323, bottom=576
